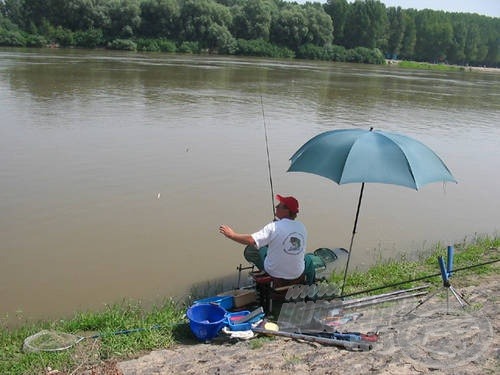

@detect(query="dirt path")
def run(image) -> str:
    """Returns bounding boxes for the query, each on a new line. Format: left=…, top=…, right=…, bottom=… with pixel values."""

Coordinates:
left=107, top=271, right=498, bottom=375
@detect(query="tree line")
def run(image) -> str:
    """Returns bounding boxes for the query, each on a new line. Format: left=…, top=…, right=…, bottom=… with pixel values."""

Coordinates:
left=0, top=0, right=498, bottom=66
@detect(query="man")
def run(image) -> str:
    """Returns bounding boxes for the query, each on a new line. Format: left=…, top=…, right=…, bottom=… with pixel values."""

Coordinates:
left=219, top=194, right=307, bottom=281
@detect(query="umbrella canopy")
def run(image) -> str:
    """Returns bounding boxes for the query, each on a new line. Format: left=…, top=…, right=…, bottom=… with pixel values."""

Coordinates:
left=287, top=128, right=457, bottom=295
left=288, top=128, right=456, bottom=190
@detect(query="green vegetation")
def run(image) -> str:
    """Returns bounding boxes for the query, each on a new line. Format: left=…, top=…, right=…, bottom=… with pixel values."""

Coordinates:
left=332, top=235, right=499, bottom=295
left=248, top=335, right=272, bottom=349
left=1, top=236, right=498, bottom=374
left=397, top=60, right=466, bottom=72
left=0, top=299, right=187, bottom=375
left=0, top=0, right=498, bottom=66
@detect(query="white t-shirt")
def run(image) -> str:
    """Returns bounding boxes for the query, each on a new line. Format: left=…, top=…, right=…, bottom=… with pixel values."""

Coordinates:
left=251, top=218, right=307, bottom=279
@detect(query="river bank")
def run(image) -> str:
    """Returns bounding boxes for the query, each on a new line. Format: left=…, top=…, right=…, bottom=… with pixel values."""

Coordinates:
left=93, top=243, right=499, bottom=374
left=118, top=270, right=499, bottom=374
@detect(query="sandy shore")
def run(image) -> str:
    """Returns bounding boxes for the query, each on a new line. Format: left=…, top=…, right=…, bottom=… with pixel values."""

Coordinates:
left=101, top=270, right=499, bottom=375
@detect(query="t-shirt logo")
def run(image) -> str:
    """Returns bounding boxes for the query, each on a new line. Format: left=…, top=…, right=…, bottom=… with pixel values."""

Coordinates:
left=283, top=233, right=304, bottom=255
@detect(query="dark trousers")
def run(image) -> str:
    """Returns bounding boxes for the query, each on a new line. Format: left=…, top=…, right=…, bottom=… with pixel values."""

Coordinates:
left=243, top=245, right=267, bottom=271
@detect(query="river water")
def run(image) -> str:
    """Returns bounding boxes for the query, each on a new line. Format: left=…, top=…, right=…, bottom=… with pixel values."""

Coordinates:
left=1, top=48, right=499, bottom=325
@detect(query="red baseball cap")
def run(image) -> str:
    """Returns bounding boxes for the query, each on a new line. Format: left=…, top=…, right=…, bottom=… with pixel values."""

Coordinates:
left=276, top=194, right=299, bottom=214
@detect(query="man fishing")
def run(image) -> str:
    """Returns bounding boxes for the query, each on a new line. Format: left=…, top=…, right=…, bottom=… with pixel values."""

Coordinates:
left=219, top=194, right=307, bottom=283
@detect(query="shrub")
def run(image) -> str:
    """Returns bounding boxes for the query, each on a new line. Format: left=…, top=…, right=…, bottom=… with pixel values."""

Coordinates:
left=235, top=39, right=294, bottom=58
left=178, top=41, right=200, bottom=54
left=297, top=43, right=338, bottom=60
left=24, top=33, right=47, bottom=47
left=207, top=24, right=237, bottom=55
left=49, top=26, right=74, bottom=46
left=296, top=43, right=324, bottom=60
left=0, top=29, right=26, bottom=46
left=327, top=45, right=347, bottom=62
left=107, top=39, right=137, bottom=51
left=134, top=38, right=176, bottom=53
left=157, top=39, right=176, bottom=53
left=74, top=29, right=104, bottom=48
left=365, top=48, right=385, bottom=64
left=346, top=47, right=385, bottom=64
left=296, top=44, right=350, bottom=62
left=0, top=15, right=19, bottom=32
left=135, top=38, right=161, bottom=52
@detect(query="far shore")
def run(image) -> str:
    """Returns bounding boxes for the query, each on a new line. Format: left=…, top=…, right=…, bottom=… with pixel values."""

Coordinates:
left=386, top=59, right=500, bottom=73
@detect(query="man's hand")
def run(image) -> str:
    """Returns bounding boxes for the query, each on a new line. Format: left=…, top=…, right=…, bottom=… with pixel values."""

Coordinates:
left=219, top=225, right=255, bottom=246
left=219, top=224, right=235, bottom=239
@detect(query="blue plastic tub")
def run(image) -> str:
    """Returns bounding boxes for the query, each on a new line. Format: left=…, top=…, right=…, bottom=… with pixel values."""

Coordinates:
left=225, top=310, right=265, bottom=331
left=187, top=303, right=227, bottom=341
left=193, top=295, right=233, bottom=311
left=226, top=311, right=251, bottom=331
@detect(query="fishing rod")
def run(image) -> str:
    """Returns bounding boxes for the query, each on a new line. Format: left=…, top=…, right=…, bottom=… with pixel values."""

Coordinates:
left=340, top=257, right=499, bottom=299
left=260, top=94, right=275, bottom=218
left=281, top=285, right=430, bottom=314
left=252, top=326, right=372, bottom=351
left=341, top=285, right=429, bottom=306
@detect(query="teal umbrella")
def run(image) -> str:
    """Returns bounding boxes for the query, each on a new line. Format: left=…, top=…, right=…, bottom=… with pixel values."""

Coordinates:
left=288, top=128, right=457, bottom=295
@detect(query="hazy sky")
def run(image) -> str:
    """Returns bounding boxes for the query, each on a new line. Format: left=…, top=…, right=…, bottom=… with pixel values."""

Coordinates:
left=379, top=0, right=499, bottom=17
left=290, top=1, right=500, bottom=18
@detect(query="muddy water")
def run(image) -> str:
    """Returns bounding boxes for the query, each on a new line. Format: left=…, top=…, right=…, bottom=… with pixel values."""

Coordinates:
left=1, top=48, right=499, bottom=324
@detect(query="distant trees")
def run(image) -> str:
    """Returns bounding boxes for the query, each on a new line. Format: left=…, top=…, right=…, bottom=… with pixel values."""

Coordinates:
left=324, top=0, right=348, bottom=46
left=270, top=3, right=308, bottom=50
left=399, top=10, right=416, bottom=60
left=343, top=0, right=388, bottom=50
left=231, top=0, right=275, bottom=41
left=324, top=0, right=498, bottom=66
left=386, top=6, right=405, bottom=58
left=0, top=0, right=498, bottom=66
left=303, top=3, right=334, bottom=46
left=139, top=0, right=180, bottom=38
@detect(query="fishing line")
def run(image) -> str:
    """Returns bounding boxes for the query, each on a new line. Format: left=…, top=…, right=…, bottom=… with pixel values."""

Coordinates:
left=260, top=94, right=275, bottom=217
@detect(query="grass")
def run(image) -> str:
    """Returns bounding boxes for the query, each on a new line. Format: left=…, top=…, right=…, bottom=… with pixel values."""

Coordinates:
left=248, top=336, right=273, bottom=350
left=397, top=60, right=466, bottom=72
left=330, top=235, right=499, bottom=296
left=1, top=235, right=498, bottom=374
left=0, top=298, right=188, bottom=375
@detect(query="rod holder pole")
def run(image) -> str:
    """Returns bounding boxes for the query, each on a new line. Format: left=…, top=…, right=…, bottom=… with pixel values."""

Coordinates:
left=447, top=245, right=454, bottom=276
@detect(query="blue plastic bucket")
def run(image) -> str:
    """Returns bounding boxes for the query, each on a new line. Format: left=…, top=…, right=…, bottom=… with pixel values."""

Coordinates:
left=187, top=303, right=227, bottom=341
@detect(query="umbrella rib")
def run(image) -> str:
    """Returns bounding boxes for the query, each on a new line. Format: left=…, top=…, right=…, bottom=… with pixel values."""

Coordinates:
left=400, top=149, right=419, bottom=190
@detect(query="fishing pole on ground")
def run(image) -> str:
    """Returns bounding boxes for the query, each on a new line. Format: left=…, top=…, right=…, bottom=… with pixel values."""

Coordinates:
left=296, top=329, right=379, bottom=343
left=252, top=326, right=373, bottom=351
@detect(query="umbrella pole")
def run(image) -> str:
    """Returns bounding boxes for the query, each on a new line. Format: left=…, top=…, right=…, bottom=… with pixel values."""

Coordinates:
left=341, top=183, right=365, bottom=296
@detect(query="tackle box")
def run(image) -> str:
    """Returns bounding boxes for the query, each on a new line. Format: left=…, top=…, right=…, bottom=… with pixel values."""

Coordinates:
left=218, top=289, right=257, bottom=308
